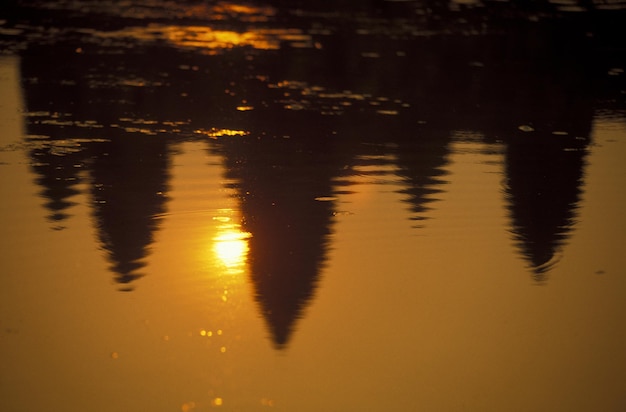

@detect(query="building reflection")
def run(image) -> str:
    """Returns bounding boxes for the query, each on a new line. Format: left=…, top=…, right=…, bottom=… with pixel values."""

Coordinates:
left=213, top=131, right=342, bottom=348
left=19, top=45, right=173, bottom=290
left=504, top=133, right=588, bottom=280
left=393, top=128, right=452, bottom=226
left=18, top=45, right=91, bottom=226
left=470, top=21, right=594, bottom=280
left=25, top=140, right=85, bottom=227
left=88, top=135, right=170, bottom=290
left=14, top=0, right=625, bottom=345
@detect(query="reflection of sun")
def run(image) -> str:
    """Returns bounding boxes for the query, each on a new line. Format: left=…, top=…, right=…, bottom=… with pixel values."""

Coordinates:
left=213, top=227, right=251, bottom=273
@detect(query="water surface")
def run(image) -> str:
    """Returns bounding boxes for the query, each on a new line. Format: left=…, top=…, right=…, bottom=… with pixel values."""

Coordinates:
left=1, top=1, right=626, bottom=411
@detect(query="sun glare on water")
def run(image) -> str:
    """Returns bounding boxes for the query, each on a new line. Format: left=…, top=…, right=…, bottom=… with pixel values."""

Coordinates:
left=213, top=224, right=251, bottom=275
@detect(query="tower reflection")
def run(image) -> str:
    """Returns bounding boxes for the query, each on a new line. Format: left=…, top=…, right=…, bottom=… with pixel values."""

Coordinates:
left=213, top=134, right=341, bottom=348
left=19, top=45, right=173, bottom=290
left=476, top=21, right=594, bottom=280
left=394, top=128, right=452, bottom=227
left=25, top=138, right=85, bottom=227
left=14, top=0, right=623, bottom=349
left=504, top=132, right=589, bottom=280
left=89, top=135, right=170, bottom=290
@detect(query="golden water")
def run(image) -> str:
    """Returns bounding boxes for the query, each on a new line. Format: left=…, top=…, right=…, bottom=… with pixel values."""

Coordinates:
left=1, top=2, right=626, bottom=410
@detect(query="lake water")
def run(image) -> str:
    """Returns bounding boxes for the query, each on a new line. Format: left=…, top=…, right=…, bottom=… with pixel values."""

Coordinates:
left=1, top=1, right=626, bottom=411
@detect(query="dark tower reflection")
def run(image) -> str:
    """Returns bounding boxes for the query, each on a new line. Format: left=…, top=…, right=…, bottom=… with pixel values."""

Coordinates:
left=214, top=131, right=340, bottom=349
left=25, top=140, right=86, bottom=228
left=393, top=128, right=451, bottom=227
left=19, top=48, right=91, bottom=228
left=13, top=0, right=622, bottom=300
left=19, top=44, right=173, bottom=290
left=89, top=135, right=170, bottom=290
left=488, top=21, right=595, bottom=280
left=374, top=15, right=597, bottom=279
left=504, top=132, right=589, bottom=281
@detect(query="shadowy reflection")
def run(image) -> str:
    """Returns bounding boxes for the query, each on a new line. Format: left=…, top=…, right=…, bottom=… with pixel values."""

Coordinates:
left=11, top=0, right=625, bottom=347
left=473, top=21, right=595, bottom=280
left=394, top=128, right=452, bottom=226
left=335, top=16, right=597, bottom=277
left=19, top=45, right=172, bottom=290
left=89, top=135, right=170, bottom=290
left=504, top=132, right=589, bottom=280
left=213, top=133, right=342, bottom=349
left=25, top=141, right=85, bottom=227
left=19, top=46, right=92, bottom=227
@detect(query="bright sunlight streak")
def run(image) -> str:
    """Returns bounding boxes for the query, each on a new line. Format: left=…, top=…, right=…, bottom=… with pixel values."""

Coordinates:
left=213, top=226, right=251, bottom=274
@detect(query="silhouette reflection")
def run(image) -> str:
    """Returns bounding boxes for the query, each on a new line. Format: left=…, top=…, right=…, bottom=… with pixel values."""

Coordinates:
left=25, top=139, right=85, bottom=227
left=11, top=0, right=625, bottom=347
left=472, top=20, right=595, bottom=280
left=504, top=132, right=589, bottom=280
left=19, top=46, right=92, bottom=227
left=394, top=128, right=452, bottom=226
left=214, top=133, right=341, bottom=348
left=89, top=135, right=170, bottom=290
left=19, top=45, right=173, bottom=290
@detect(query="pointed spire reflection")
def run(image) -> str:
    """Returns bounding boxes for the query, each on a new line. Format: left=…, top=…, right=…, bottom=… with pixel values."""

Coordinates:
left=20, top=50, right=90, bottom=228
left=26, top=141, right=85, bottom=227
left=214, top=135, right=340, bottom=348
left=19, top=43, right=173, bottom=290
left=393, top=128, right=451, bottom=226
left=89, top=136, right=170, bottom=290
left=504, top=132, right=589, bottom=281
left=15, top=0, right=619, bottom=300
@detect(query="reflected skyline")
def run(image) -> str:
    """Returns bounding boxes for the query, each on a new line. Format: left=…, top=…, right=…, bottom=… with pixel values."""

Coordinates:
left=9, top=0, right=625, bottom=347
left=3, top=3, right=626, bottom=411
